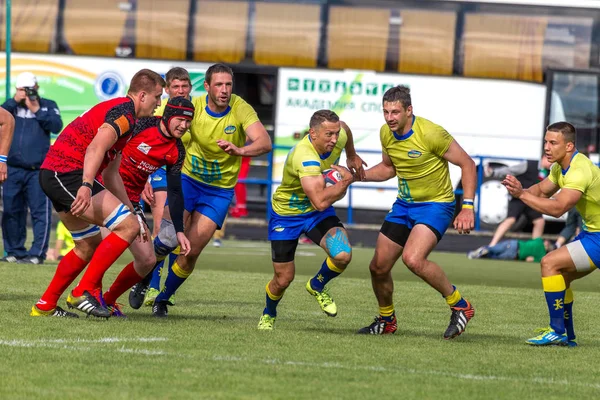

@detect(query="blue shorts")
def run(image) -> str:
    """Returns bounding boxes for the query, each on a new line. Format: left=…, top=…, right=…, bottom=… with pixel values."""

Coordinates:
left=573, top=230, right=600, bottom=268
left=150, top=168, right=167, bottom=191
left=268, top=207, right=336, bottom=241
left=181, top=174, right=234, bottom=228
left=384, top=198, right=455, bottom=239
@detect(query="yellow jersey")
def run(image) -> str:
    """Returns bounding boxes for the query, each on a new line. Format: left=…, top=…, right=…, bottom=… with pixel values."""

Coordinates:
left=272, top=128, right=348, bottom=215
left=182, top=94, right=259, bottom=188
left=548, top=152, right=600, bottom=232
left=381, top=115, right=454, bottom=203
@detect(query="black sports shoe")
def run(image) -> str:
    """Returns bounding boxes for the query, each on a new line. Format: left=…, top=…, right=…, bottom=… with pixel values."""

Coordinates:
left=443, top=300, right=475, bottom=339
left=17, top=256, right=44, bottom=265
left=31, top=305, right=79, bottom=318
left=129, top=273, right=152, bottom=309
left=152, top=300, right=169, bottom=318
left=357, top=315, right=397, bottom=335
left=0, top=255, right=20, bottom=263
left=66, top=290, right=111, bottom=318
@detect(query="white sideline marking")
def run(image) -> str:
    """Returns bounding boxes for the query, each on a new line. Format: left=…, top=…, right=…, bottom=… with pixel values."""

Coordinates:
left=0, top=337, right=168, bottom=347
left=210, top=355, right=600, bottom=391
left=4, top=337, right=598, bottom=390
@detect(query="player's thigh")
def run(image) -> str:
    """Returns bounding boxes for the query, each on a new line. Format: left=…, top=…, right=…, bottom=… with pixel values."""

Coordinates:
left=402, top=224, right=439, bottom=264
left=541, top=246, right=577, bottom=274
left=185, top=211, right=217, bottom=255
left=371, top=230, right=403, bottom=273
left=81, top=189, right=130, bottom=227
left=561, top=234, right=600, bottom=274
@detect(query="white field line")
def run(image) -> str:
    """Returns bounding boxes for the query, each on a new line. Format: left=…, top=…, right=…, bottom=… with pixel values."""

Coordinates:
left=2, top=336, right=598, bottom=390
left=0, top=337, right=168, bottom=347
left=230, top=356, right=600, bottom=391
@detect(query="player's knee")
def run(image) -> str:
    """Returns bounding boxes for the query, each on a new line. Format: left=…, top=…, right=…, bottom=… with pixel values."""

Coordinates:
left=273, top=270, right=294, bottom=290
left=154, top=219, right=178, bottom=257
left=540, top=254, right=560, bottom=275
left=136, top=254, right=157, bottom=275
left=331, top=251, right=352, bottom=268
left=369, top=257, right=389, bottom=276
left=113, top=214, right=139, bottom=241
left=73, top=241, right=96, bottom=262
left=401, top=252, right=424, bottom=273
left=104, top=204, right=138, bottom=241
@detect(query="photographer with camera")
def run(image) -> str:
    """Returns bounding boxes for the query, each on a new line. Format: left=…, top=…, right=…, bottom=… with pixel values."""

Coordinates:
left=0, top=72, right=63, bottom=264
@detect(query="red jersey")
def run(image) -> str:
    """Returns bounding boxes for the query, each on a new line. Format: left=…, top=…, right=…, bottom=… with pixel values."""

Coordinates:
left=42, top=97, right=136, bottom=174
left=120, top=117, right=185, bottom=202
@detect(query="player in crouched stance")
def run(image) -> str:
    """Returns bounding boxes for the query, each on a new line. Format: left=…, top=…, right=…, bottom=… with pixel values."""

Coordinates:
left=503, top=122, right=600, bottom=346
left=257, top=109, right=365, bottom=330
left=357, top=85, right=476, bottom=339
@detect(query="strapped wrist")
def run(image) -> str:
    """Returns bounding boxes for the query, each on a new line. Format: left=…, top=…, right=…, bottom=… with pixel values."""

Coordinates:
left=81, top=181, right=93, bottom=192
left=462, top=198, right=474, bottom=209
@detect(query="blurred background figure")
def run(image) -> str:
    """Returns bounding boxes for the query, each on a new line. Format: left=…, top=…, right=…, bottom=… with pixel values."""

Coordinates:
left=1, top=72, right=63, bottom=264
left=468, top=237, right=555, bottom=262
left=230, top=156, right=251, bottom=218
left=555, top=207, right=583, bottom=248
left=479, top=157, right=552, bottom=251
left=46, top=221, right=75, bottom=262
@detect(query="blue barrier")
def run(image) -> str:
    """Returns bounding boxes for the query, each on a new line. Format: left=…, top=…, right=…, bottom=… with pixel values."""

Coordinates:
left=238, top=146, right=531, bottom=231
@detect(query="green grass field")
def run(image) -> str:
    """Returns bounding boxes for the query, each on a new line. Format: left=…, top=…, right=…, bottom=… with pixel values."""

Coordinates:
left=2, top=240, right=600, bottom=399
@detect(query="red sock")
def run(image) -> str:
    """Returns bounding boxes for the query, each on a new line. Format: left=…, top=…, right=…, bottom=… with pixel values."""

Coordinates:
left=103, top=261, right=143, bottom=305
left=36, top=250, right=88, bottom=311
left=72, top=232, right=130, bottom=297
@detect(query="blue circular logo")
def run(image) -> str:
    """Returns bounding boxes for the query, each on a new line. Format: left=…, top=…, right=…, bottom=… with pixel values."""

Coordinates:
left=95, top=71, right=125, bottom=100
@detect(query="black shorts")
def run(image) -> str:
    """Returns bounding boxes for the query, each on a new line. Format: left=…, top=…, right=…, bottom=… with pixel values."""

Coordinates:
left=39, top=169, right=105, bottom=213
left=507, top=198, right=542, bottom=221
left=271, top=216, right=344, bottom=263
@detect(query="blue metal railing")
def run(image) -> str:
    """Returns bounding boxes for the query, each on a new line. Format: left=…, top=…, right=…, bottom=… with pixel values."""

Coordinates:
left=238, top=145, right=530, bottom=231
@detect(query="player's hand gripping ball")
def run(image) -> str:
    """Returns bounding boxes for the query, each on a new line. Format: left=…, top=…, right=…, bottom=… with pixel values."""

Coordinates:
left=322, top=169, right=342, bottom=187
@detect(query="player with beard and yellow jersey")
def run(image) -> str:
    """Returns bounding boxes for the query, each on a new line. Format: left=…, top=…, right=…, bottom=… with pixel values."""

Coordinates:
left=149, top=63, right=272, bottom=318
left=357, top=85, right=477, bottom=339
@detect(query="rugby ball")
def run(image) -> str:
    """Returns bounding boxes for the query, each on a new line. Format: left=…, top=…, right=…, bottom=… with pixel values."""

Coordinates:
left=322, top=169, right=342, bottom=187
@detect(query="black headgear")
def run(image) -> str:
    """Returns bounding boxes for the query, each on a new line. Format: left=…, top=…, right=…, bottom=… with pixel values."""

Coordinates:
left=162, top=96, right=194, bottom=135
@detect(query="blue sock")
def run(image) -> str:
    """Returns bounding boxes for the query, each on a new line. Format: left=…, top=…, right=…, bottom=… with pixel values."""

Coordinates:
left=309, top=258, right=343, bottom=292
left=564, top=288, right=575, bottom=340
left=263, top=282, right=283, bottom=317
left=155, top=261, right=190, bottom=302
left=149, top=260, right=164, bottom=290
left=542, top=276, right=566, bottom=334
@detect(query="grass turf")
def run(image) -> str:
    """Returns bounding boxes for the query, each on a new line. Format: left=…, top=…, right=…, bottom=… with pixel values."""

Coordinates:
left=2, top=240, right=600, bottom=399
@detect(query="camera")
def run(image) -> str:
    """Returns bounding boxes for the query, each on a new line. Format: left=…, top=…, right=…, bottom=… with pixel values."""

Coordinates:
left=24, top=87, right=39, bottom=102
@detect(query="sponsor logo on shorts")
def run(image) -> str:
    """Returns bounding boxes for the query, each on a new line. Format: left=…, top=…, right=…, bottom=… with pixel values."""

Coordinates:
left=273, top=225, right=285, bottom=232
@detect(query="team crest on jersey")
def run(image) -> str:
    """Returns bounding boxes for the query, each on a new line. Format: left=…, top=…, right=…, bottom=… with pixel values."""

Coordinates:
left=408, top=150, right=422, bottom=158
left=224, top=125, right=236, bottom=134
left=137, top=142, right=151, bottom=155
